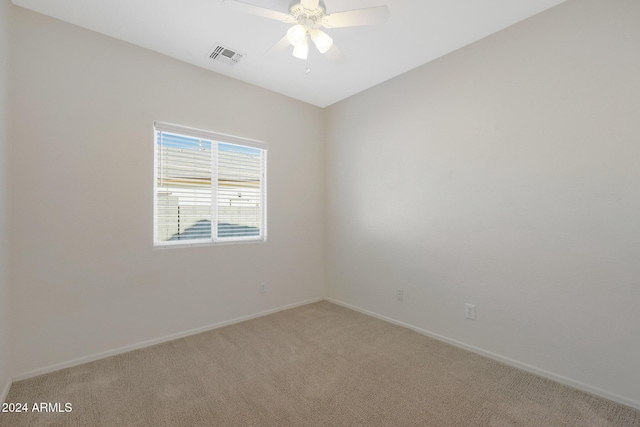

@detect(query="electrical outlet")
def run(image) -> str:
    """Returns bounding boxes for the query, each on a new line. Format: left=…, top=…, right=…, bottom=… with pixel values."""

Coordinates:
left=396, top=289, right=404, bottom=301
left=260, top=282, right=266, bottom=293
left=465, top=303, right=476, bottom=320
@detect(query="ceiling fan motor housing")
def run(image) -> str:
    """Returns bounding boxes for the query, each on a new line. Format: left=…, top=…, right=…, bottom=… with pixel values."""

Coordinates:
left=289, top=1, right=327, bottom=29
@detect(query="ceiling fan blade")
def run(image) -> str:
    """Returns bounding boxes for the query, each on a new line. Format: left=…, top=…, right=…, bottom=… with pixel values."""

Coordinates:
left=224, top=0, right=291, bottom=22
left=323, top=43, right=346, bottom=64
left=262, top=35, right=291, bottom=58
left=301, top=0, right=320, bottom=10
left=323, top=6, right=390, bottom=28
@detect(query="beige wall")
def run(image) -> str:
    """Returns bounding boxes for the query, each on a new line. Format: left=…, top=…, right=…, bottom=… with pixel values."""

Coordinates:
left=9, top=6, right=325, bottom=376
left=0, top=0, right=12, bottom=400
left=326, top=0, right=640, bottom=407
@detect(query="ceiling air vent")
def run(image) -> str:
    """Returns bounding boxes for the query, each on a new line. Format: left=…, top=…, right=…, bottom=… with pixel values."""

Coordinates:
left=208, top=44, right=244, bottom=65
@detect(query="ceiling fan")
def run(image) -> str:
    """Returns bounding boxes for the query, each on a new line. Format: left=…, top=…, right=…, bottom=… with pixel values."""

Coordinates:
left=224, top=0, right=390, bottom=63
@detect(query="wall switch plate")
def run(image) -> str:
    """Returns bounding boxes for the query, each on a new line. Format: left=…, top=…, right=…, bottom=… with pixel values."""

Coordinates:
left=465, top=303, right=476, bottom=320
left=260, top=282, right=266, bottom=293
left=396, top=289, right=404, bottom=301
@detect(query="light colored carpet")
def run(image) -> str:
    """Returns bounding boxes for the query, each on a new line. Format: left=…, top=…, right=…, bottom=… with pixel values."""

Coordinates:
left=2, top=301, right=639, bottom=426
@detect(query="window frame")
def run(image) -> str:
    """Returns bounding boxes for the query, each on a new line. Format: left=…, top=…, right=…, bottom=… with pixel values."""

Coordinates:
left=153, top=122, right=268, bottom=249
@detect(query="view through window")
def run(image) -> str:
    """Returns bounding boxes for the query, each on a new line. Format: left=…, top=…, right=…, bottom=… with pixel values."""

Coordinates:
left=154, top=122, right=267, bottom=246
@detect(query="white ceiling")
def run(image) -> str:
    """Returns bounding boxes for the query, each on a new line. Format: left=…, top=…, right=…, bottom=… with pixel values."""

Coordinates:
left=12, top=0, right=567, bottom=107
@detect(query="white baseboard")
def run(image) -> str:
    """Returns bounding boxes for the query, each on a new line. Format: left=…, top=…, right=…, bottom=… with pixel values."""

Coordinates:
left=1, top=377, right=11, bottom=404
left=13, top=297, right=324, bottom=382
left=11, top=296, right=639, bottom=411
left=325, top=298, right=640, bottom=411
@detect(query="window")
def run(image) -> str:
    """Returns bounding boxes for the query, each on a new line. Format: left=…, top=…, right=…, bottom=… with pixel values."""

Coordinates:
left=154, top=122, right=267, bottom=247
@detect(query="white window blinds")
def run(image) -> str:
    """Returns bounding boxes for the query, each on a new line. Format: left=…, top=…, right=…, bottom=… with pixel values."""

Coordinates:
left=154, top=122, right=267, bottom=247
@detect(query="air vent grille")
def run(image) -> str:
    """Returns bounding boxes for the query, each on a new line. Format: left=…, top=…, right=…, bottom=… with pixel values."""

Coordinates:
left=208, top=44, right=244, bottom=65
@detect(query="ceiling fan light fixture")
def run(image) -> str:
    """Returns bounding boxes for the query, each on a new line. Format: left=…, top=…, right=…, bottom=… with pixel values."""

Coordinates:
left=310, top=29, right=333, bottom=54
left=225, top=0, right=391, bottom=67
left=287, top=24, right=307, bottom=47
left=292, top=37, right=309, bottom=60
